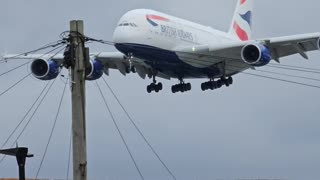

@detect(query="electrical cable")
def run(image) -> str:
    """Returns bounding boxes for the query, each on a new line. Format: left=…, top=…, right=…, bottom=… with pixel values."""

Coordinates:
left=269, top=62, right=320, bottom=72
left=266, top=64, right=320, bottom=74
left=0, top=44, right=66, bottom=99
left=35, top=76, right=69, bottom=179
left=101, top=77, right=178, bottom=180
left=0, top=62, right=30, bottom=78
left=176, top=55, right=320, bottom=89
left=0, top=40, right=66, bottom=63
left=14, top=76, right=59, bottom=144
left=250, top=69, right=320, bottom=82
left=240, top=72, right=320, bottom=89
left=0, top=81, right=51, bottom=149
left=0, top=73, right=31, bottom=97
left=0, top=78, right=57, bottom=166
left=0, top=42, right=66, bottom=166
left=95, top=81, right=145, bottom=180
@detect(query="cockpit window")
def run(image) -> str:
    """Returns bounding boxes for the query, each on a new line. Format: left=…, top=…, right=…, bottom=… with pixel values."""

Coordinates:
left=118, top=22, right=138, bottom=27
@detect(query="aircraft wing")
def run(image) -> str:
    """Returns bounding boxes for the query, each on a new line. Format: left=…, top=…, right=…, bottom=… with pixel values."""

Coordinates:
left=259, top=33, right=320, bottom=61
left=176, top=32, right=320, bottom=76
left=2, top=52, right=158, bottom=80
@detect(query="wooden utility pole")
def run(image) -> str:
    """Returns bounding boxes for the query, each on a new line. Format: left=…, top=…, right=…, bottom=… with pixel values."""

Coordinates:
left=70, top=20, right=88, bottom=180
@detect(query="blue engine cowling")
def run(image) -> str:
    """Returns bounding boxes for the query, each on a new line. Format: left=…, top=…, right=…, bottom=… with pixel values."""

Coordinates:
left=241, top=43, right=272, bottom=67
left=31, top=59, right=59, bottom=80
left=86, top=59, right=104, bottom=81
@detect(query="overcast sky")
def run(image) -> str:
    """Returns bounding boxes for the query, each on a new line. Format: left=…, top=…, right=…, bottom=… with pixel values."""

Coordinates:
left=0, top=0, right=320, bottom=180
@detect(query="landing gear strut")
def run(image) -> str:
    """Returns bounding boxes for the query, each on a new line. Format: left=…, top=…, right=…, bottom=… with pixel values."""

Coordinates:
left=171, top=79, right=191, bottom=93
left=147, top=75, right=163, bottom=93
left=201, top=77, right=233, bottom=91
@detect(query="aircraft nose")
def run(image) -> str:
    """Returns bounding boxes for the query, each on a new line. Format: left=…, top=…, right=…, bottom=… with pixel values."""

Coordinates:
left=113, top=26, right=143, bottom=44
left=113, top=27, right=131, bottom=44
left=112, top=27, right=122, bottom=43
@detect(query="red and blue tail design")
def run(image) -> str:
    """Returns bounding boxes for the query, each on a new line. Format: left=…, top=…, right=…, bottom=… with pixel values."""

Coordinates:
left=229, top=0, right=253, bottom=41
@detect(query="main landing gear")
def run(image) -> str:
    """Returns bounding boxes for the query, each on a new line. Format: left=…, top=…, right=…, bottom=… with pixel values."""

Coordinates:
left=147, top=75, right=163, bottom=93
left=171, top=79, right=191, bottom=93
left=201, top=77, right=233, bottom=91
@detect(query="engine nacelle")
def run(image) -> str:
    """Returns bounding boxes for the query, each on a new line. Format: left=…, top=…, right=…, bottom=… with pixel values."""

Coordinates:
left=86, top=59, right=104, bottom=81
left=31, top=59, right=59, bottom=80
left=241, top=43, right=272, bottom=67
left=317, top=37, right=320, bottom=50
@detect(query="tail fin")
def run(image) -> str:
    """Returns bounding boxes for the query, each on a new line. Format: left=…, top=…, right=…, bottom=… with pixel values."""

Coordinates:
left=228, top=0, right=253, bottom=41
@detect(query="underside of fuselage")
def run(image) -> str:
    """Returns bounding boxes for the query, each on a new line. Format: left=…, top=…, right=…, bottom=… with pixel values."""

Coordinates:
left=115, top=43, right=222, bottom=79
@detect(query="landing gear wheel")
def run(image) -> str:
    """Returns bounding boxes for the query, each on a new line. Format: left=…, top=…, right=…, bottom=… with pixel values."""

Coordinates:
left=131, top=66, right=136, bottom=73
left=171, top=82, right=191, bottom=93
left=228, top=77, right=233, bottom=85
left=171, top=85, right=177, bottom=93
left=217, top=80, right=223, bottom=88
left=201, top=83, right=206, bottom=91
left=186, top=83, right=191, bottom=91
left=147, top=85, right=152, bottom=93
left=157, top=82, right=163, bottom=91
left=147, top=82, right=163, bottom=93
left=201, top=77, right=230, bottom=92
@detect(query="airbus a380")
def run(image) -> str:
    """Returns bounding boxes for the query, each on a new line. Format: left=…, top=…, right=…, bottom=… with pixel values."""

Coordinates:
left=4, top=0, right=320, bottom=93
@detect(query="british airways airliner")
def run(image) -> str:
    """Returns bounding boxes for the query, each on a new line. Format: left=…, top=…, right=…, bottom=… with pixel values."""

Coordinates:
left=4, top=0, right=320, bottom=93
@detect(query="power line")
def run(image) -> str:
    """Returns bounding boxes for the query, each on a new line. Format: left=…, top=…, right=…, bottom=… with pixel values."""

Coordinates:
left=0, top=73, right=31, bottom=97
left=0, top=62, right=30, bottom=78
left=0, top=81, right=51, bottom=149
left=269, top=62, right=320, bottom=72
left=35, top=77, right=69, bottom=179
left=0, top=45, right=66, bottom=99
left=0, top=78, right=58, bottom=166
left=0, top=40, right=66, bottom=63
left=241, top=72, right=320, bottom=89
left=251, top=69, right=320, bottom=82
left=14, top=76, right=58, bottom=143
left=101, top=77, right=178, bottom=180
left=177, top=55, right=320, bottom=89
left=266, top=64, right=320, bottom=74
left=95, top=81, right=145, bottom=180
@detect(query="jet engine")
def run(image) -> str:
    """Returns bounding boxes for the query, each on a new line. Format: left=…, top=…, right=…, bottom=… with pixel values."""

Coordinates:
left=317, top=37, right=320, bottom=50
left=86, top=59, right=104, bottom=80
left=241, top=43, right=272, bottom=67
left=30, top=59, right=59, bottom=80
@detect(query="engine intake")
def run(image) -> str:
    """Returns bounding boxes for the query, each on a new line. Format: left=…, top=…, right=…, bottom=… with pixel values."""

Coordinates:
left=317, top=37, right=320, bottom=50
left=31, top=59, right=59, bottom=80
left=86, top=59, right=104, bottom=81
left=241, top=44, right=272, bottom=67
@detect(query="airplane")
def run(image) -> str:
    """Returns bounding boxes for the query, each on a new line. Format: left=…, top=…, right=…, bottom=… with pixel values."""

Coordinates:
left=3, top=0, right=320, bottom=93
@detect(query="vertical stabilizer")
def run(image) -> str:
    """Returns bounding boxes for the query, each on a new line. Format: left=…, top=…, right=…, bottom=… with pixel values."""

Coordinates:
left=229, top=0, right=253, bottom=41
